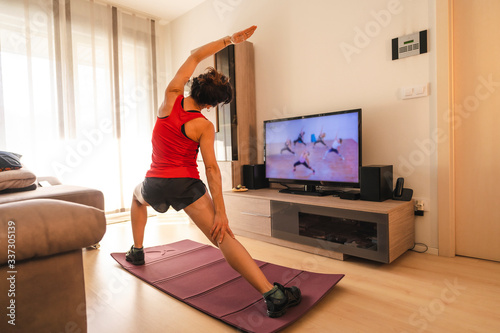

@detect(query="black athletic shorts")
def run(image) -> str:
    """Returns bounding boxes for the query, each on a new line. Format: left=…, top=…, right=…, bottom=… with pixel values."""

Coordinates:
left=140, top=177, right=207, bottom=213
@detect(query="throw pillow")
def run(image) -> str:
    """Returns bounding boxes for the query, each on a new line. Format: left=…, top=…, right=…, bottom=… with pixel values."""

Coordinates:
left=0, top=151, right=23, bottom=171
left=0, top=168, right=37, bottom=191
left=0, top=183, right=38, bottom=194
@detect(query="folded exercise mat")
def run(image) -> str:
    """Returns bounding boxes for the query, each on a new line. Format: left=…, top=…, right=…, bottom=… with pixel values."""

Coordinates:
left=111, top=239, right=344, bottom=333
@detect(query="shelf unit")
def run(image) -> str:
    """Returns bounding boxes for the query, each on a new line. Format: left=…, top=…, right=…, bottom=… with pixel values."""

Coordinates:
left=192, top=41, right=256, bottom=189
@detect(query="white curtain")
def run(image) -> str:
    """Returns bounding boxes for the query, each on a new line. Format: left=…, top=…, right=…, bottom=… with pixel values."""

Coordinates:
left=116, top=9, right=157, bottom=210
left=0, top=0, right=158, bottom=212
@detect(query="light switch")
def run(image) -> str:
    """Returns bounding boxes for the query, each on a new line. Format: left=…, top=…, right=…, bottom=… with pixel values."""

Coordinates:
left=401, top=83, right=429, bottom=100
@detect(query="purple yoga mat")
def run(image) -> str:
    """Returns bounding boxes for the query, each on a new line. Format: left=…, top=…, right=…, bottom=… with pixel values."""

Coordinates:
left=111, top=239, right=344, bottom=333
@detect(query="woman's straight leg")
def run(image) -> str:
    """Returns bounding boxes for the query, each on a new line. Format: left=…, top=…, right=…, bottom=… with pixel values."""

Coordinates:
left=184, top=192, right=274, bottom=294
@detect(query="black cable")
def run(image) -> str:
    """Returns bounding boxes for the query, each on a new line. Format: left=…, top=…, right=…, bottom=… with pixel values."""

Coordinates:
left=410, top=242, right=429, bottom=253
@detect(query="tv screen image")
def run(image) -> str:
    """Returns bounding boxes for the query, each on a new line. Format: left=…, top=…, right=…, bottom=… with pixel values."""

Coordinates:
left=264, top=109, right=361, bottom=190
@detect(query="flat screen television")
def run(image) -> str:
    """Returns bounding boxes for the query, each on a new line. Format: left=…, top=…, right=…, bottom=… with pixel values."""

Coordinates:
left=264, top=108, right=362, bottom=195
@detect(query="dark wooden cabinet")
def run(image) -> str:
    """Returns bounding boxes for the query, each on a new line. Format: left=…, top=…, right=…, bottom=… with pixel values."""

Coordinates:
left=192, top=41, right=256, bottom=187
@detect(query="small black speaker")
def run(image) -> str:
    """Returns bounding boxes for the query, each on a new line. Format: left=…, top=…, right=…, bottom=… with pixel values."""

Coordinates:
left=243, top=164, right=269, bottom=189
left=360, top=165, right=393, bottom=202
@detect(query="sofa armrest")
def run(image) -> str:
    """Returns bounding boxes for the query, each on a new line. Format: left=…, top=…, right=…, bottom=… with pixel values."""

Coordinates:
left=37, top=176, right=62, bottom=186
left=0, top=199, right=106, bottom=264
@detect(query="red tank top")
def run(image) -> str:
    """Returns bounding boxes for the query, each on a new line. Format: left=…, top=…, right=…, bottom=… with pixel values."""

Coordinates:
left=146, top=95, right=207, bottom=179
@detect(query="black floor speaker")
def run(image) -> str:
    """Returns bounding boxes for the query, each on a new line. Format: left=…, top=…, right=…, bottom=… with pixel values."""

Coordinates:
left=360, top=165, right=393, bottom=202
left=242, top=164, right=269, bottom=189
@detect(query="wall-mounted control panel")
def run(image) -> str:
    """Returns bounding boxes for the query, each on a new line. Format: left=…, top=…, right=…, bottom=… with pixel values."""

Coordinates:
left=392, top=30, right=427, bottom=60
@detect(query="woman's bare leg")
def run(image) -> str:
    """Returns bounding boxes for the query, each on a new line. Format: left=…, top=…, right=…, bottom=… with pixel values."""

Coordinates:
left=130, top=184, right=150, bottom=248
left=184, top=192, right=274, bottom=294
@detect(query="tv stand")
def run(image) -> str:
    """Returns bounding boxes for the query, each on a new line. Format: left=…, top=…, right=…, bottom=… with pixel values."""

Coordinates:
left=223, top=188, right=415, bottom=263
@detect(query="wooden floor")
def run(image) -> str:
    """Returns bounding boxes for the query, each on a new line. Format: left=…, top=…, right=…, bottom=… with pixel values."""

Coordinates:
left=83, top=211, right=500, bottom=333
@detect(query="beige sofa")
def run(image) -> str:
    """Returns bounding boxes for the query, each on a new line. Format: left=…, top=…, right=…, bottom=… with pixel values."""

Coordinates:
left=0, top=179, right=106, bottom=333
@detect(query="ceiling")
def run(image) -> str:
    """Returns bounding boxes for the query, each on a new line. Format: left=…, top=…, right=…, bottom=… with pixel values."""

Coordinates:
left=105, top=0, right=207, bottom=22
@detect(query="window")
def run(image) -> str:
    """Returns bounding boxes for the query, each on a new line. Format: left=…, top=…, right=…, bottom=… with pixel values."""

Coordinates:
left=0, top=0, right=158, bottom=212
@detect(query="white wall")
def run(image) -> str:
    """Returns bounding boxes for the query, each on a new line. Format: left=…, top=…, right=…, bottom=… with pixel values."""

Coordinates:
left=165, top=0, right=439, bottom=253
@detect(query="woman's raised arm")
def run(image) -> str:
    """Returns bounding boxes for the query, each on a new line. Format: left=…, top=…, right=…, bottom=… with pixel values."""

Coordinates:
left=165, top=25, right=257, bottom=96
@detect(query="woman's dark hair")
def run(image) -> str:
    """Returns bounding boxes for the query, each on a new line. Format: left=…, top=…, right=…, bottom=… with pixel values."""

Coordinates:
left=190, top=67, right=233, bottom=107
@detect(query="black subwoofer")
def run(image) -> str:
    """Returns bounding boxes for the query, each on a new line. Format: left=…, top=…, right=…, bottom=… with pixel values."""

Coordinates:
left=242, top=164, right=269, bottom=189
left=360, top=165, right=393, bottom=202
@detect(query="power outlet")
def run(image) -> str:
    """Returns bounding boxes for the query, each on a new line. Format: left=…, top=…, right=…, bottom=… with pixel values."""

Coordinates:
left=413, top=198, right=428, bottom=217
left=414, top=198, right=429, bottom=211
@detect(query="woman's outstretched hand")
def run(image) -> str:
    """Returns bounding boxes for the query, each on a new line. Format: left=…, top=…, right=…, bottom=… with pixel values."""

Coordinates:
left=230, top=25, right=257, bottom=44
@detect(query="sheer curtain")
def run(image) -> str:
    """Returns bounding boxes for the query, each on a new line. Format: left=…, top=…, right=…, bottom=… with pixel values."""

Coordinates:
left=116, top=9, right=157, bottom=210
left=0, top=0, right=60, bottom=163
left=0, top=0, right=158, bottom=212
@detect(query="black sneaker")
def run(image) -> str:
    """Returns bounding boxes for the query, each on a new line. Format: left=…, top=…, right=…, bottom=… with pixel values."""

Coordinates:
left=264, top=283, right=302, bottom=318
left=125, top=245, right=144, bottom=265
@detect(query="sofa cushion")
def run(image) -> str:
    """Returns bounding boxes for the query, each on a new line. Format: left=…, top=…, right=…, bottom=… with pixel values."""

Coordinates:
left=0, top=199, right=106, bottom=264
left=0, top=151, right=22, bottom=171
left=0, top=184, right=105, bottom=210
left=0, top=168, right=37, bottom=191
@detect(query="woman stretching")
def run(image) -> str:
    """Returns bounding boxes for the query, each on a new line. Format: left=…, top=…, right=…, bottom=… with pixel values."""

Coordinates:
left=293, top=151, right=315, bottom=174
left=323, top=135, right=345, bottom=160
left=125, top=26, right=301, bottom=318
